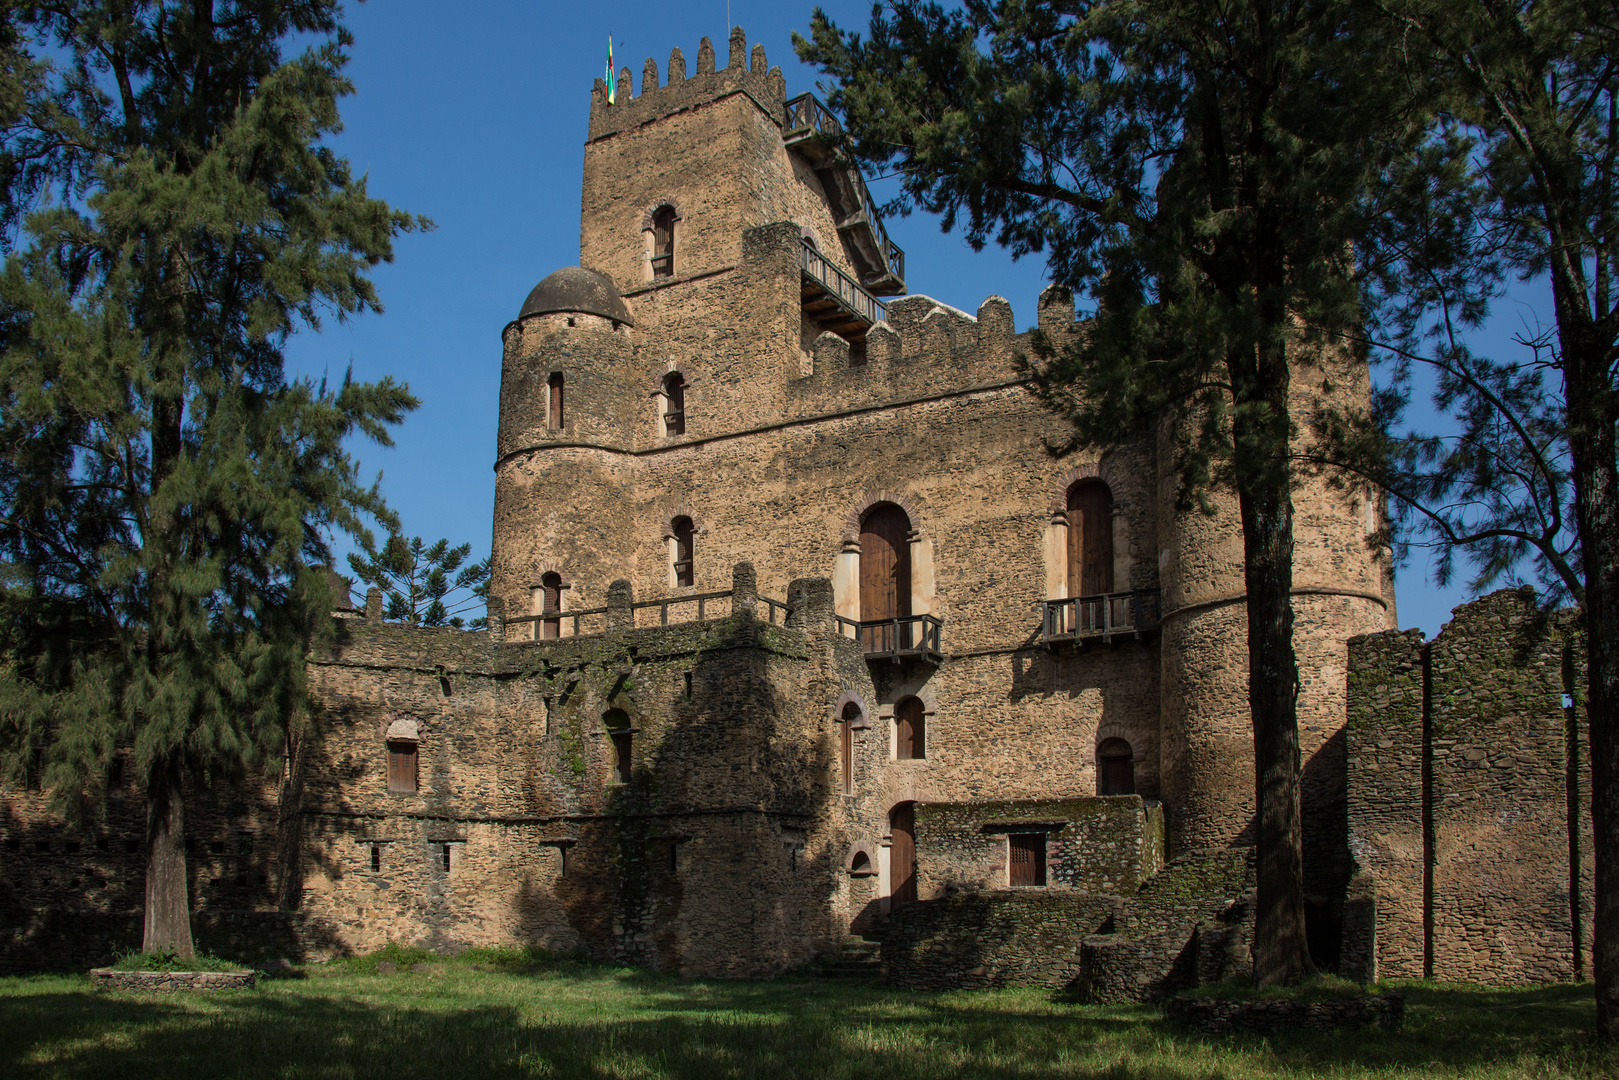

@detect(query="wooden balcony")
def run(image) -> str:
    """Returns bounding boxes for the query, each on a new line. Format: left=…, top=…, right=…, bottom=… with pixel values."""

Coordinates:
left=835, top=614, right=944, bottom=663
left=1041, top=590, right=1162, bottom=647
left=784, top=93, right=906, bottom=295
left=802, top=240, right=887, bottom=343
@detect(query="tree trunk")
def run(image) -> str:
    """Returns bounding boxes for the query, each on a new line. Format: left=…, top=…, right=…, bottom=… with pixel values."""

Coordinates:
left=1565, top=333, right=1619, bottom=1039
left=1238, top=469, right=1313, bottom=985
left=142, top=754, right=194, bottom=958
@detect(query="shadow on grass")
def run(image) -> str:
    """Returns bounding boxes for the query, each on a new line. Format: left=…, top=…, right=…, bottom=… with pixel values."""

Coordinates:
left=0, top=971, right=1610, bottom=1080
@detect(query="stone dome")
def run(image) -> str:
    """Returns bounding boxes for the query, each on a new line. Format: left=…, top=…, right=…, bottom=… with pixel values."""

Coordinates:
left=518, top=266, right=634, bottom=326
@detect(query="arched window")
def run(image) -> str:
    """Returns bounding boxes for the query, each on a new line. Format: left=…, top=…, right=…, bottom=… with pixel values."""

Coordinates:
left=839, top=701, right=859, bottom=794
left=605, top=709, right=632, bottom=784
left=671, top=516, right=695, bottom=587
left=662, top=372, right=686, bottom=436
left=889, top=802, right=916, bottom=903
left=1098, top=737, right=1135, bottom=796
left=849, top=849, right=871, bottom=874
left=547, top=372, right=565, bottom=430
left=537, top=572, right=563, bottom=639
left=650, top=205, right=677, bottom=277
left=859, top=503, right=911, bottom=651
left=1067, top=481, right=1113, bottom=598
left=895, top=696, right=925, bottom=760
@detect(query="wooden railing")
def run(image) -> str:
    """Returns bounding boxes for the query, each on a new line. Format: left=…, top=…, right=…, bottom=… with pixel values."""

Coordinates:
left=802, top=240, right=887, bottom=326
left=786, top=92, right=843, bottom=141
left=785, top=93, right=906, bottom=289
left=835, top=613, right=944, bottom=661
left=1041, top=590, right=1162, bottom=646
left=506, top=590, right=792, bottom=640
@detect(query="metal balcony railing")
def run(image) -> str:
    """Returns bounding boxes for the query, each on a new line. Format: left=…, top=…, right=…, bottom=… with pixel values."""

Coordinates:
left=835, top=613, right=944, bottom=662
left=1041, top=590, right=1162, bottom=646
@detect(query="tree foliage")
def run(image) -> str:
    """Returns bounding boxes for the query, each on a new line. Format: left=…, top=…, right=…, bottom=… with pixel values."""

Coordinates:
left=0, top=0, right=423, bottom=956
left=347, top=534, right=490, bottom=630
left=799, top=0, right=1425, bottom=983
left=1314, top=0, right=1619, bottom=1038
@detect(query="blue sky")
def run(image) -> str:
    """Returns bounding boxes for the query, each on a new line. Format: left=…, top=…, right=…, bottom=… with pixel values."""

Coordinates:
left=284, top=0, right=1549, bottom=638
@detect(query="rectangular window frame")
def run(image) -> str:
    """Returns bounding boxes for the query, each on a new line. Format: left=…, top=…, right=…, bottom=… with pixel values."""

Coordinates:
left=1008, top=832, right=1047, bottom=888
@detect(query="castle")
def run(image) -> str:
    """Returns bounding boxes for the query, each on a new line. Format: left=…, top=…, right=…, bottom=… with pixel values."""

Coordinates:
left=0, top=28, right=1592, bottom=993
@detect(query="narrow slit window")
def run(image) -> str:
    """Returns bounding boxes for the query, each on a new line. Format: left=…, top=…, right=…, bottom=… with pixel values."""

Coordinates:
left=370, top=845, right=381, bottom=873
left=1009, top=833, right=1047, bottom=887
left=650, top=205, right=676, bottom=277
left=605, top=709, right=632, bottom=784
left=839, top=702, right=859, bottom=794
left=672, top=516, right=695, bottom=588
left=547, top=372, right=565, bottom=430
left=441, top=844, right=452, bottom=872
left=662, top=372, right=686, bottom=436
left=387, top=740, right=418, bottom=794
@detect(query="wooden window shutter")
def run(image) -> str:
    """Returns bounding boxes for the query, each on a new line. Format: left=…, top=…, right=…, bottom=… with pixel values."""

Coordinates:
left=1099, top=737, right=1136, bottom=795
left=663, top=373, right=686, bottom=436
left=651, top=206, right=676, bottom=277
left=386, top=741, right=417, bottom=794
left=547, top=372, right=565, bottom=430
left=672, top=517, right=695, bottom=587
left=895, top=697, right=925, bottom=760
left=540, top=572, right=562, bottom=639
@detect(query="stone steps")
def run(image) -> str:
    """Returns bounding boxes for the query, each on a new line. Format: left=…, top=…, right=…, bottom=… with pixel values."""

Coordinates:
left=811, top=935, right=883, bottom=979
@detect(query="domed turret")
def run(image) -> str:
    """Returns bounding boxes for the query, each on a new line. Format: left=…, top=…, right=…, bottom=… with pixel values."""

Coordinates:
left=518, top=266, right=635, bottom=326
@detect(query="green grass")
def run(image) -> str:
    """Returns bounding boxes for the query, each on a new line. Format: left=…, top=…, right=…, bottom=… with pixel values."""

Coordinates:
left=1179, top=973, right=1374, bottom=1002
left=0, top=950, right=1610, bottom=1079
left=106, top=949, right=248, bottom=973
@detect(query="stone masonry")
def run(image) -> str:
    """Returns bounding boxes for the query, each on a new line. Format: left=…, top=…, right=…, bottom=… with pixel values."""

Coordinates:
left=1345, top=588, right=1592, bottom=984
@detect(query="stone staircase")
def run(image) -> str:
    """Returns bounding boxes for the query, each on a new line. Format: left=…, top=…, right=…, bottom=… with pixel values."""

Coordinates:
left=812, top=935, right=883, bottom=978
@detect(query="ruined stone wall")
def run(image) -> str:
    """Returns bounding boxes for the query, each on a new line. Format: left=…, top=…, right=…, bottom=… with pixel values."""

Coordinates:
left=911, top=797, right=1164, bottom=899
left=1346, top=588, right=1591, bottom=984
left=1344, top=627, right=1427, bottom=980
left=0, top=758, right=307, bottom=973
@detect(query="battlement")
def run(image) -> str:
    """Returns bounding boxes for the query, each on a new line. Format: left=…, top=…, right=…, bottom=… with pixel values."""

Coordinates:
left=589, top=26, right=786, bottom=142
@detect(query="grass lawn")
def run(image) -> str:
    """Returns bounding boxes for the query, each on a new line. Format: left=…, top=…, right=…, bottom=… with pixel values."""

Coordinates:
left=0, top=948, right=1609, bottom=1079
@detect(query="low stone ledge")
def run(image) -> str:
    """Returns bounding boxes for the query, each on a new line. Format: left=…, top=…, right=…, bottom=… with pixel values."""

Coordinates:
left=1164, top=992, right=1404, bottom=1034
left=90, top=968, right=258, bottom=993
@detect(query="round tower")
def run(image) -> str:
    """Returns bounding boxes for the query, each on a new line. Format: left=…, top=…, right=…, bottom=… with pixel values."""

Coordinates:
left=1156, top=342, right=1397, bottom=876
left=490, top=267, right=643, bottom=635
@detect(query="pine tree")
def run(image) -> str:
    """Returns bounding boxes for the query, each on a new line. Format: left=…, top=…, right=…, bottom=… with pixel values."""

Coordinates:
left=1319, top=0, right=1619, bottom=1036
left=347, top=533, right=491, bottom=630
left=799, top=0, right=1425, bottom=983
left=0, top=1, right=422, bottom=957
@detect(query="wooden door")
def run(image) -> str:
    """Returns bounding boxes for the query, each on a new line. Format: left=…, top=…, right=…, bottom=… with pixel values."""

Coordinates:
left=890, top=802, right=916, bottom=903
left=1067, top=483, right=1114, bottom=599
left=1009, top=833, right=1046, bottom=886
left=860, top=505, right=912, bottom=651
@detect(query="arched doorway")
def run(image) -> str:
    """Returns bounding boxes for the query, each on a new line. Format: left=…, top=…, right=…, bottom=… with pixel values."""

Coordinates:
left=860, top=504, right=911, bottom=652
left=889, top=801, right=916, bottom=903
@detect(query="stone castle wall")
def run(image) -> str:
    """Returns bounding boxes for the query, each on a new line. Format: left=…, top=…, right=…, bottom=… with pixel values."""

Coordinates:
left=1345, top=588, right=1591, bottom=984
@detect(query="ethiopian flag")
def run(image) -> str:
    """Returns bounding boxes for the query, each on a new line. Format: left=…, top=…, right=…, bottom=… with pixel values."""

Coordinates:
left=605, top=35, right=616, bottom=104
